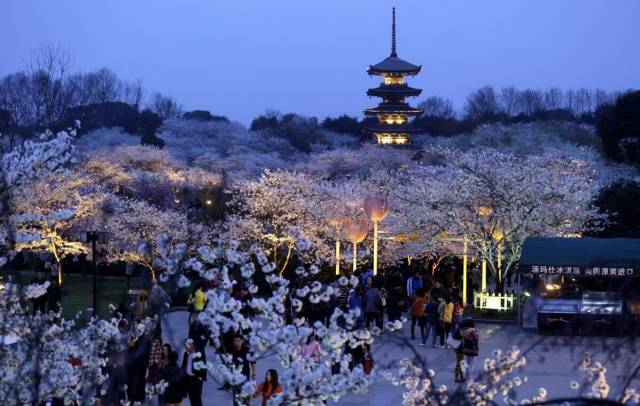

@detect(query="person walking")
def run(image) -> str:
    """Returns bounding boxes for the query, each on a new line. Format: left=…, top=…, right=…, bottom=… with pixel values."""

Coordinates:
left=47, top=279, right=62, bottom=313
left=150, top=279, right=172, bottom=317
left=187, top=284, right=206, bottom=325
left=253, top=369, right=283, bottom=406
left=386, top=285, right=402, bottom=323
left=230, top=334, right=257, bottom=404
left=126, top=321, right=150, bottom=403
left=181, top=338, right=206, bottom=406
left=337, top=286, right=350, bottom=311
left=438, top=296, right=454, bottom=348
left=146, top=336, right=164, bottom=386
left=302, top=330, right=321, bottom=363
left=423, top=295, right=440, bottom=347
left=365, top=280, right=384, bottom=330
left=188, top=317, right=209, bottom=352
left=360, top=268, right=373, bottom=291
left=411, top=288, right=428, bottom=343
left=452, top=296, right=465, bottom=334
left=406, top=270, right=423, bottom=298
left=348, top=287, right=365, bottom=329
left=161, top=351, right=186, bottom=406
left=455, top=318, right=479, bottom=382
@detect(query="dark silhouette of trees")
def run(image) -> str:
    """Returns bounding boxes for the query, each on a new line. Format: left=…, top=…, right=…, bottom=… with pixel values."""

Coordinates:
left=148, top=93, right=182, bottom=120
left=321, top=115, right=361, bottom=135
left=596, top=90, right=640, bottom=164
left=182, top=110, right=229, bottom=122
left=590, top=180, right=640, bottom=237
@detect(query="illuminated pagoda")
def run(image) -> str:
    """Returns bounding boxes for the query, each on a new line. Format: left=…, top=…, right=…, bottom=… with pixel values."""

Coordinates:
left=365, top=7, right=423, bottom=145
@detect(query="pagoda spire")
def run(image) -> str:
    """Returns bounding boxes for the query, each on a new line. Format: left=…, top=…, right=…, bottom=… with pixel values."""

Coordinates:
left=391, top=7, right=397, bottom=57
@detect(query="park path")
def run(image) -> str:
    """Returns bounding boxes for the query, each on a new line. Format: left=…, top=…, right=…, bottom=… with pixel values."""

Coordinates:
left=162, top=311, right=640, bottom=405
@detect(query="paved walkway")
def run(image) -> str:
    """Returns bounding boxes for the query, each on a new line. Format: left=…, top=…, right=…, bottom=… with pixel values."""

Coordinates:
left=162, top=311, right=640, bottom=405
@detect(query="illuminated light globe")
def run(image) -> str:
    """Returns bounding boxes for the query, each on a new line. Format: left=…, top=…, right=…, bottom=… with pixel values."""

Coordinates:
left=364, top=195, right=390, bottom=276
left=364, top=195, right=390, bottom=222
left=343, top=218, right=369, bottom=273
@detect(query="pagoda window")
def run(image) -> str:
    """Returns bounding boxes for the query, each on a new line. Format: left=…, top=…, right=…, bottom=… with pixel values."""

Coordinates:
left=380, top=114, right=407, bottom=125
left=377, top=133, right=409, bottom=145
left=384, top=76, right=404, bottom=85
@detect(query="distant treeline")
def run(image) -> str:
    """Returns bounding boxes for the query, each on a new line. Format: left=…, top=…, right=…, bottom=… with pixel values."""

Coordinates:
left=2, top=47, right=639, bottom=166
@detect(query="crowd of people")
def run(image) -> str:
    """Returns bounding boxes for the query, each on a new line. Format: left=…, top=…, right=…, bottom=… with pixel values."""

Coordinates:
left=102, top=264, right=479, bottom=406
left=27, top=259, right=480, bottom=405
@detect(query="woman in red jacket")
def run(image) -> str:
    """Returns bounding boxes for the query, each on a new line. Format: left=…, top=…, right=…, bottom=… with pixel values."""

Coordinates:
left=253, top=369, right=283, bottom=406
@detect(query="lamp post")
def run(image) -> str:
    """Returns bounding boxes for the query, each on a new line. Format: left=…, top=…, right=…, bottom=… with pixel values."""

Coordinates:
left=462, top=235, right=468, bottom=305
left=343, top=218, right=368, bottom=274
left=477, top=204, right=494, bottom=292
left=364, top=195, right=390, bottom=276
left=329, top=211, right=345, bottom=276
left=81, top=231, right=108, bottom=317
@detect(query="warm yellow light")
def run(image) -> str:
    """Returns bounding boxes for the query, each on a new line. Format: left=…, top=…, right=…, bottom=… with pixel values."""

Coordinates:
left=383, top=76, right=404, bottom=85
left=376, top=133, right=409, bottom=145
left=492, top=229, right=504, bottom=240
left=545, top=283, right=561, bottom=291
left=477, top=205, right=494, bottom=217
left=206, top=200, right=212, bottom=205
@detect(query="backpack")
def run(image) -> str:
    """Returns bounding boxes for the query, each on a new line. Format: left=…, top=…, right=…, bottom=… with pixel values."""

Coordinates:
left=461, top=334, right=479, bottom=356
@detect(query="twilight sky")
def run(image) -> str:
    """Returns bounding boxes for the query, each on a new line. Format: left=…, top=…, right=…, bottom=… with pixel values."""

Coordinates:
left=2, top=0, right=639, bottom=125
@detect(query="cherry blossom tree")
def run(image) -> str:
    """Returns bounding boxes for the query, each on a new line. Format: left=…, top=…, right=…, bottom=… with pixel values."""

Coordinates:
left=0, top=278, right=122, bottom=405
left=10, top=172, right=108, bottom=284
left=105, top=198, right=207, bottom=280
left=1, top=128, right=76, bottom=254
left=400, top=147, right=609, bottom=290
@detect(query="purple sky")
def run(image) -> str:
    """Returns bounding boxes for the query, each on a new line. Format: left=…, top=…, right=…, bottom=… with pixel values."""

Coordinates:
left=2, top=0, right=639, bottom=124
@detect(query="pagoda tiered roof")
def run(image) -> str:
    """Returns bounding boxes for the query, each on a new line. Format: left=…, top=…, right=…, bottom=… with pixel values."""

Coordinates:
left=367, top=83, right=422, bottom=97
left=368, top=56, right=421, bottom=76
left=363, top=7, right=424, bottom=145
left=366, top=124, right=424, bottom=134
left=364, top=103, right=424, bottom=116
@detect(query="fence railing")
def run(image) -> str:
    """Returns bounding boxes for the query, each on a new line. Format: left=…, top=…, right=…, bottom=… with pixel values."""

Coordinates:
left=474, top=291, right=516, bottom=311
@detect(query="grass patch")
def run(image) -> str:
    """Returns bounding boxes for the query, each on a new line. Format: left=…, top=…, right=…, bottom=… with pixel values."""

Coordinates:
left=3, top=270, right=142, bottom=321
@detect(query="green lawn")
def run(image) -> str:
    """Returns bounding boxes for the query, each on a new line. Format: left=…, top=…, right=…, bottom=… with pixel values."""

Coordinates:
left=3, top=270, right=142, bottom=321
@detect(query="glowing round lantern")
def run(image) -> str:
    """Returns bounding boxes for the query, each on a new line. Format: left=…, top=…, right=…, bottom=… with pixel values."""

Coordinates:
left=364, top=195, right=390, bottom=275
left=343, top=218, right=368, bottom=244
left=342, top=218, right=368, bottom=273
left=364, top=195, right=390, bottom=222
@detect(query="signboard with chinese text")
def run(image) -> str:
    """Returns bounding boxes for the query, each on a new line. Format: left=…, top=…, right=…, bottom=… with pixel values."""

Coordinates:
left=528, top=265, right=639, bottom=277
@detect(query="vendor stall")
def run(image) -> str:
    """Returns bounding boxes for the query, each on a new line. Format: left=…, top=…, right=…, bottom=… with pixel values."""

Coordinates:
left=518, top=237, right=640, bottom=335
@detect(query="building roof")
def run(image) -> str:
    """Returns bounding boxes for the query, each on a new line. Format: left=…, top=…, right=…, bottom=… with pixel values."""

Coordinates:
left=364, top=103, right=424, bottom=116
left=367, top=84, right=422, bottom=97
left=368, top=56, right=421, bottom=76
left=367, top=7, right=421, bottom=76
left=366, top=124, right=424, bottom=134
left=518, top=237, right=640, bottom=276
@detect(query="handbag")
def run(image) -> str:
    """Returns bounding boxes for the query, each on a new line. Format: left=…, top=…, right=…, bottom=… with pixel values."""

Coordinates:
left=446, top=335, right=461, bottom=349
left=363, top=349, right=375, bottom=375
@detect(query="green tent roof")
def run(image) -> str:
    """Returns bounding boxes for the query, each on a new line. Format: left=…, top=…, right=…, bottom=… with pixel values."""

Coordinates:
left=518, top=237, right=640, bottom=277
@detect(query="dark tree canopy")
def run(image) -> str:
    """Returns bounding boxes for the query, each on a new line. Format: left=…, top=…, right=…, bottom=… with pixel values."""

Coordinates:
left=182, top=110, right=229, bottom=122
left=590, top=180, right=640, bottom=238
left=63, top=102, right=141, bottom=134
left=321, top=115, right=361, bottom=135
left=249, top=112, right=280, bottom=131
left=597, top=90, right=640, bottom=165
left=138, top=108, right=165, bottom=148
left=250, top=112, right=325, bottom=153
